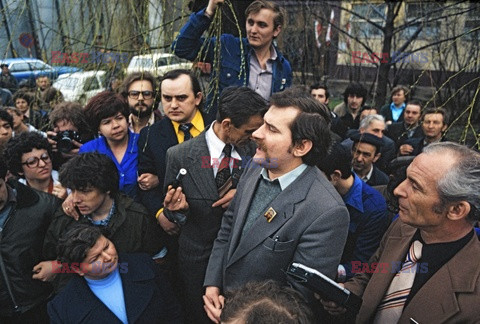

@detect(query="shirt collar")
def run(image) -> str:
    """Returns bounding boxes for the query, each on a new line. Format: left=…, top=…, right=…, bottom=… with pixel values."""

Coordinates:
left=355, top=164, right=374, bottom=182
left=390, top=102, right=406, bottom=110
left=86, top=200, right=116, bottom=227
left=260, top=164, right=307, bottom=191
left=128, top=111, right=156, bottom=133
left=171, top=109, right=204, bottom=136
left=343, top=174, right=364, bottom=213
left=205, top=121, right=242, bottom=161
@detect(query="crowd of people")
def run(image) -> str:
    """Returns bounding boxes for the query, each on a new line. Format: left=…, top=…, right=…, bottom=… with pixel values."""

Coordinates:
left=0, top=0, right=479, bottom=323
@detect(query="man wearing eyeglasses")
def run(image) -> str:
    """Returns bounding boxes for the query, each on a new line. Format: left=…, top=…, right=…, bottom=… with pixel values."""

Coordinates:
left=137, top=69, right=206, bottom=216
left=120, top=72, right=162, bottom=134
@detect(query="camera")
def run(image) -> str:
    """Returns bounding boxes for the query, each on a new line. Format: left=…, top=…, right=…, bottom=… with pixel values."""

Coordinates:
left=53, top=130, right=83, bottom=153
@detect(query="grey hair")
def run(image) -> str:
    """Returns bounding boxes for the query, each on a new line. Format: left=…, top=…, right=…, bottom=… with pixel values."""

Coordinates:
left=423, top=142, right=480, bottom=222
left=359, top=114, right=385, bottom=130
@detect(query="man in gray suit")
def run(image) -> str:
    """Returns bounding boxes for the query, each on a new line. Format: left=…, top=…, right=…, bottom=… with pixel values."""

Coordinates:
left=202, top=91, right=350, bottom=323
left=162, top=87, right=266, bottom=324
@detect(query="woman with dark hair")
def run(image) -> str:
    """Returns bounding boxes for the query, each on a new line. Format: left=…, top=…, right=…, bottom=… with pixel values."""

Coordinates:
left=4, top=131, right=67, bottom=199
left=80, top=91, right=138, bottom=198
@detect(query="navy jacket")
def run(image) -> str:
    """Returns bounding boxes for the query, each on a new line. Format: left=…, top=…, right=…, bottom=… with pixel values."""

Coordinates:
left=47, top=253, right=183, bottom=324
left=136, top=118, right=179, bottom=214
left=172, top=8, right=292, bottom=121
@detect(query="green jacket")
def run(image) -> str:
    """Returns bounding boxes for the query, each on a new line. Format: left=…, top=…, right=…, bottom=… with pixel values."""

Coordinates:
left=43, top=193, right=166, bottom=261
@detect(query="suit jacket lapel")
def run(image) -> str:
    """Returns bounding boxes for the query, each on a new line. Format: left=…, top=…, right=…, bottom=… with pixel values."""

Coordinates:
left=227, top=166, right=314, bottom=267
left=227, top=166, right=262, bottom=260
left=186, top=130, right=218, bottom=201
left=401, top=233, right=480, bottom=323
left=360, top=223, right=416, bottom=320
left=160, top=118, right=179, bottom=148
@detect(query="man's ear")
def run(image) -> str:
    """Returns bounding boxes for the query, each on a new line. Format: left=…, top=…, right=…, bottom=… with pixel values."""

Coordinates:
left=292, top=139, right=312, bottom=158
left=194, top=92, right=203, bottom=107
left=331, top=170, right=342, bottom=182
left=273, top=25, right=282, bottom=38
left=220, top=118, right=232, bottom=131
left=446, top=201, right=471, bottom=221
left=373, top=152, right=382, bottom=163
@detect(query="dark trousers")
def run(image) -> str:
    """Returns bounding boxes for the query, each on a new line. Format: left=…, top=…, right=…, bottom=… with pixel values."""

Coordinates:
left=179, top=257, right=211, bottom=324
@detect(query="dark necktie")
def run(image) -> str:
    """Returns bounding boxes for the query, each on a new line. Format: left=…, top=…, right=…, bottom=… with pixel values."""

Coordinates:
left=215, top=144, right=232, bottom=191
left=179, top=123, right=193, bottom=141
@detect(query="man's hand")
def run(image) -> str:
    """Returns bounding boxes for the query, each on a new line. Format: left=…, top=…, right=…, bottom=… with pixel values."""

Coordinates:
left=32, top=260, right=60, bottom=282
left=163, top=185, right=188, bottom=212
left=212, top=189, right=236, bottom=209
left=61, top=139, right=82, bottom=159
left=203, top=286, right=225, bottom=324
left=157, top=212, right=180, bottom=235
left=398, top=144, right=414, bottom=156
left=62, top=193, right=81, bottom=221
left=316, top=283, right=347, bottom=316
left=47, top=131, right=59, bottom=152
left=46, top=131, right=82, bottom=158
left=137, top=173, right=159, bottom=191
left=206, top=0, right=225, bottom=17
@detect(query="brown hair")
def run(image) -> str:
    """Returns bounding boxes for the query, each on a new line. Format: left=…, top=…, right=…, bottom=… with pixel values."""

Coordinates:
left=245, top=0, right=286, bottom=31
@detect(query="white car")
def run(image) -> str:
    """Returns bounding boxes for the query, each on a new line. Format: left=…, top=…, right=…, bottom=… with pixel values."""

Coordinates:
left=53, top=70, right=107, bottom=105
left=125, top=53, right=192, bottom=77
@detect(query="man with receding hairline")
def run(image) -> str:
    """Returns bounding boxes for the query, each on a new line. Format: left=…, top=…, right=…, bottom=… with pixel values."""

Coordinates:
left=322, top=142, right=480, bottom=323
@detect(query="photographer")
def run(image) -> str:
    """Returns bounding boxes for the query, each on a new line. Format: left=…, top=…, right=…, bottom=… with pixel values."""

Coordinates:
left=47, top=101, right=94, bottom=169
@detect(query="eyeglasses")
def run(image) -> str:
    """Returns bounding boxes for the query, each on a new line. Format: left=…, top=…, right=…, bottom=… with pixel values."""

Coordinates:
left=128, top=90, right=154, bottom=100
left=21, top=153, right=51, bottom=168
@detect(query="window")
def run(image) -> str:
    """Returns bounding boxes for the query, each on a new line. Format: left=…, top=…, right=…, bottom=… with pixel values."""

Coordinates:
left=30, top=61, right=50, bottom=70
left=351, top=3, right=386, bottom=38
left=9, top=63, right=30, bottom=72
left=463, top=3, right=480, bottom=40
left=404, top=2, right=442, bottom=39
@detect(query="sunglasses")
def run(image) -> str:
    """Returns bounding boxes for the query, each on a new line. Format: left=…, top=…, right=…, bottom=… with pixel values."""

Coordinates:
left=128, top=90, right=154, bottom=100
left=22, top=153, right=51, bottom=168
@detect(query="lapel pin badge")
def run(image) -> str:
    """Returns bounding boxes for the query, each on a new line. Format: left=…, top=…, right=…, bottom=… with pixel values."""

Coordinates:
left=264, top=207, right=277, bottom=223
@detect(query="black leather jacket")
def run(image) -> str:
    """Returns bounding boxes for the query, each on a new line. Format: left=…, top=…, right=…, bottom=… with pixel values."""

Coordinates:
left=0, top=180, right=61, bottom=316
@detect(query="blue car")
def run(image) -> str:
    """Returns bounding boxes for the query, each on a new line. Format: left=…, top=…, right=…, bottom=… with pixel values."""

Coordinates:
left=0, top=58, right=82, bottom=84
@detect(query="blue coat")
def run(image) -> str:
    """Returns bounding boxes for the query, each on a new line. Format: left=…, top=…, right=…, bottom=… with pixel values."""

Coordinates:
left=340, top=174, right=389, bottom=280
left=172, top=8, right=292, bottom=121
left=47, top=253, right=183, bottom=324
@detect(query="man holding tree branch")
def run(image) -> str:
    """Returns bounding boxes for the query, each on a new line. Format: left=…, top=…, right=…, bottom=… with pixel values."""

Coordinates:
left=172, top=0, right=292, bottom=123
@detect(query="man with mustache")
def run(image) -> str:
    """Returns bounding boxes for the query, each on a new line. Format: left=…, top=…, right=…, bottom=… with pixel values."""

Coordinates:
left=172, top=0, right=292, bottom=122
left=203, top=90, right=349, bottom=323
left=120, top=72, right=162, bottom=134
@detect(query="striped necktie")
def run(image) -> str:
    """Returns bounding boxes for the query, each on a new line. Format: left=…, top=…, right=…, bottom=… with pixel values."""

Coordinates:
left=373, top=240, right=423, bottom=323
left=179, top=123, right=193, bottom=141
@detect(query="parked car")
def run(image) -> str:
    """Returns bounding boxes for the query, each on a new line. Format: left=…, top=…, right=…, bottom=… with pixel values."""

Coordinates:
left=125, top=53, right=192, bottom=77
left=53, top=70, right=106, bottom=105
left=0, top=58, right=81, bottom=83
